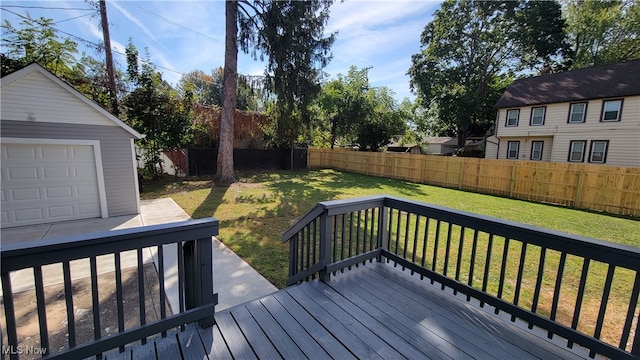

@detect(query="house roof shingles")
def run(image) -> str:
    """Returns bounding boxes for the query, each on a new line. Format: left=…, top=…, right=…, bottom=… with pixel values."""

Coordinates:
left=495, top=59, right=640, bottom=109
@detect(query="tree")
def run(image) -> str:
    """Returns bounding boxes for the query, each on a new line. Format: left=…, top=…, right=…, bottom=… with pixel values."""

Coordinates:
left=216, top=0, right=335, bottom=182
left=409, top=0, right=570, bottom=148
left=122, top=42, right=193, bottom=177
left=355, top=87, right=407, bottom=151
left=317, top=66, right=370, bottom=148
left=565, top=0, right=640, bottom=68
left=179, top=67, right=260, bottom=110
left=1, top=14, right=78, bottom=78
left=217, top=0, right=239, bottom=183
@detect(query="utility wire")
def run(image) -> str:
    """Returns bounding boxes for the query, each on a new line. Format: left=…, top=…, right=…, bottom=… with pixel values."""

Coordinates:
left=126, top=3, right=223, bottom=44
left=0, top=5, right=94, bottom=11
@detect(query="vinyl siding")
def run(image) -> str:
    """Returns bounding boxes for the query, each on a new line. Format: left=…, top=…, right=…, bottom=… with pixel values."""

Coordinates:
left=1, top=121, right=138, bottom=216
left=497, top=137, right=553, bottom=162
left=1, top=71, right=117, bottom=127
left=495, top=95, right=640, bottom=167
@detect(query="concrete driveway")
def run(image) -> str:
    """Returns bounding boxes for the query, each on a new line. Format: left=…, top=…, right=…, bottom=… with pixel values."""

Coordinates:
left=0, top=198, right=277, bottom=311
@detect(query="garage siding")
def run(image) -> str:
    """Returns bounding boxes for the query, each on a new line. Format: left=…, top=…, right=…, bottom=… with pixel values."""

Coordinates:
left=1, top=121, right=138, bottom=217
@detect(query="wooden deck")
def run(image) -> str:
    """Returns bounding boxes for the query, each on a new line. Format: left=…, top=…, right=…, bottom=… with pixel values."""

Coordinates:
left=106, top=261, right=587, bottom=360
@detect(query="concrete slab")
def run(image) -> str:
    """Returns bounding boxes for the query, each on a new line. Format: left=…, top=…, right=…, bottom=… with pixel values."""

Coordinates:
left=1, top=198, right=277, bottom=312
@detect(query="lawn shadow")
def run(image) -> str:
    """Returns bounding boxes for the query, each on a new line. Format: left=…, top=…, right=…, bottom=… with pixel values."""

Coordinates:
left=191, top=183, right=232, bottom=220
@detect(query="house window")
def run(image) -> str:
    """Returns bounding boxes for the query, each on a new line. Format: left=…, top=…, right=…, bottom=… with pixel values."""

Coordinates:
left=506, top=109, right=519, bottom=127
left=530, top=107, right=546, bottom=126
left=507, top=141, right=520, bottom=159
left=568, top=140, right=586, bottom=162
left=568, top=102, right=587, bottom=123
left=530, top=141, right=544, bottom=161
left=601, top=99, right=623, bottom=122
left=589, top=140, right=609, bottom=163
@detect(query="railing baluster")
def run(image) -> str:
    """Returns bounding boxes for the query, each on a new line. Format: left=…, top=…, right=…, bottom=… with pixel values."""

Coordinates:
left=363, top=209, right=369, bottom=255
left=431, top=220, right=441, bottom=284
left=386, top=208, right=393, bottom=253
left=137, top=248, right=147, bottom=345
left=289, top=234, right=298, bottom=278
left=411, top=215, right=420, bottom=275
left=392, top=210, right=401, bottom=267
left=305, top=223, right=311, bottom=278
left=1, top=272, right=18, bottom=360
left=341, top=213, right=346, bottom=263
left=420, top=218, right=430, bottom=280
left=319, top=212, right=331, bottom=283
left=549, top=251, right=567, bottom=339
left=620, top=272, right=640, bottom=352
left=455, top=226, right=466, bottom=291
left=90, top=256, right=102, bottom=359
left=467, top=230, right=479, bottom=301
left=313, top=219, right=318, bottom=268
left=177, top=240, right=185, bottom=331
left=378, top=206, right=388, bottom=262
left=33, top=266, right=49, bottom=355
left=512, top=242, right=528, bottom=321
left=356, top=210, right=361, bottom=259
left=62, top=261, right=76, bottom=348
left=442, top=223, right=452, bottom=289
left=348, top=212, right=354, bottom=264
left=530, top=246, right=547, bottom=327
left=332, top=215, right=338, bottom=264
left=157, top=245, right=167, bottom=337
left=569, top=258, right=591, bottom=348
left=401, top=212, right=410, bottom=271
left=594, top=264, right=615, bottom=340
left=480, top=233, right=494, bottom=307
left=114, top=253, right=125, bottom=352
left=496, top=237, right=511, bottom=312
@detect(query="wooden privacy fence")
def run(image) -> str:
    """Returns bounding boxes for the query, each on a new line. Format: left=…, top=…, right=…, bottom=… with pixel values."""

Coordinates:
left=308, top=148, right=640, bottom=217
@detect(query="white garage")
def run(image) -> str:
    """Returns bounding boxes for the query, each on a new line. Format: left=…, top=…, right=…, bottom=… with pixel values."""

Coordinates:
left=1, top=64, right=143, bottom=229
left=1, top=141, right=108, bottom=227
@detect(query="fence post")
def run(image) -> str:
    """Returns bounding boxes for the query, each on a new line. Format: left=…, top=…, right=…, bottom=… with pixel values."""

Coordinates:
left=319, top=211, right=332, bottom=283
left=458, top=160, right=465, bottom=190
left=377, top=205, right=389, bottom=262
left=509, top=164, right=517, bottom=197
left=575, top=171, right=585, bottom=208
left=183, top=238, right=216, bottom=328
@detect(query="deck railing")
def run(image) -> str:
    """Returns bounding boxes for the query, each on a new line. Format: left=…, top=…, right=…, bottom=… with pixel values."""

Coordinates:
left=1, top=218, right=218, bottom=359
left=283, top=195, right=640, bottom=360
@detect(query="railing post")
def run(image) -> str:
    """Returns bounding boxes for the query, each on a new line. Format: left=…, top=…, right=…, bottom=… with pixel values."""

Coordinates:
left=319, top=211, right=332, bottom=283
left=377, top=205, right=389, bottom=262
left=183, top=237, right=216, bottom=328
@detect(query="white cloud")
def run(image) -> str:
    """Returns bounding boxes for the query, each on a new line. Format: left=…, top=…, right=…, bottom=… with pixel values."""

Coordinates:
left=109, top=1, right=159, bottom=43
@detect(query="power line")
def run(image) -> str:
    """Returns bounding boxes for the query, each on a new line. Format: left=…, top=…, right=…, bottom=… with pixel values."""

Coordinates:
left=126, top=3, right=223, bottom=44
left=0, top=5, right=94, bottom=11
left=1, top=7, right=247, bottom=87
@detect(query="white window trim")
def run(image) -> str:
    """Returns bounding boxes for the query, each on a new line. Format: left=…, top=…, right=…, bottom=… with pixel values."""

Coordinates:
left=530, top=107, right=545, bottom=126
left=1, top=137, right=109, bottom=218
left=601, top=99, right=622, bottom=122
left=569, top=141, right=586, bottom=163
left=506, top=109, right=519, bottom=127
left=530, top=141, right=543, bottom=161
left=568, top=103, right=587, bottom=123
left=589, top=140, right=609, bottom=164
left=507, top=141, right=520, bottom=159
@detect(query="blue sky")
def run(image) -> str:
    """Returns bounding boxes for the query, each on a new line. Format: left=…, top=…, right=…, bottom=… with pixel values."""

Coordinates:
left=1, top=1, right=440, bottom=101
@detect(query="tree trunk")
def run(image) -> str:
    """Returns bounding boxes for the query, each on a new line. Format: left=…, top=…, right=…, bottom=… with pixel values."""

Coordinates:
left=217, top=0, right=238, bottom=184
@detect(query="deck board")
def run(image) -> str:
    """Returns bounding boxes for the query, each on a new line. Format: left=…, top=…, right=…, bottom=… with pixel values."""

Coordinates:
left=366, top=262, right=584, bottom=359
left=110, top=261, right=591, bottom=359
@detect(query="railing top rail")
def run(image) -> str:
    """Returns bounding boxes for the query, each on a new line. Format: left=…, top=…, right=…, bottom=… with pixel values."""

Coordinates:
left=383, top=196, right=640, bottom=269
left=281, top=195, right=387, bottom=242
left=1, top=218, right=219, bottom=272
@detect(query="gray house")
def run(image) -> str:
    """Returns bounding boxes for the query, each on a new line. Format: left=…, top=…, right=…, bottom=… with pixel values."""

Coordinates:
left=1, top=63, right=143, bottom=228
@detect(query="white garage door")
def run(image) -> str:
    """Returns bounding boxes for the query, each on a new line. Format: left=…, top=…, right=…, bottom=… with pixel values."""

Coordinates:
left=1, top=143, right=102, bottom=228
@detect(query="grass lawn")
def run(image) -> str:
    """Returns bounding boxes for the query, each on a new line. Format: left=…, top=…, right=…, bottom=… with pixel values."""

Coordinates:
left=141, top=169, right=640, bottom=289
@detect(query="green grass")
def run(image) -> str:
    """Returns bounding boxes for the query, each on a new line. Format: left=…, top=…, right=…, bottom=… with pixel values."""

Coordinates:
left=141, top=169, right=639, bottom=289
left=141, top=169, right=640, bottom=347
